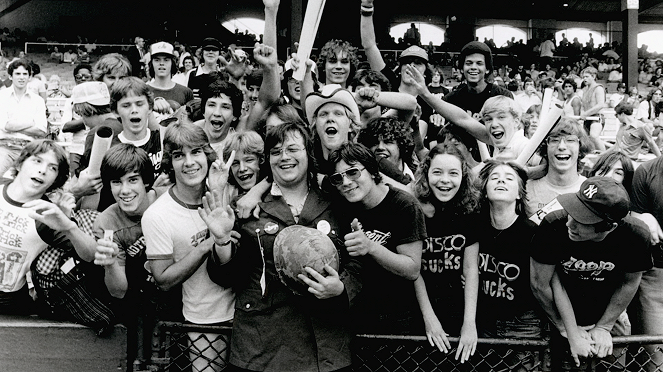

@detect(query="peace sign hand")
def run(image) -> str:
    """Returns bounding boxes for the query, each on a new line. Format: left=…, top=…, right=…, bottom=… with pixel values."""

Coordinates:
left=208, top=150, right=235, bottom=194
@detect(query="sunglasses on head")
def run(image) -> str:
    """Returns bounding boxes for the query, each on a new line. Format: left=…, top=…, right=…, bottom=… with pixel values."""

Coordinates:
left=329, top=167, right=365, bottom=186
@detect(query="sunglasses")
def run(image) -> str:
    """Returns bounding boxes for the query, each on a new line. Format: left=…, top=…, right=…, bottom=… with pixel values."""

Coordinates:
left=329, top=167, right=365, bottom=186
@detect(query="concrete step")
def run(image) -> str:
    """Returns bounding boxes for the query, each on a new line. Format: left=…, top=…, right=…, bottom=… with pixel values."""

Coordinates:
left=0, top=315, right=126, bottom=372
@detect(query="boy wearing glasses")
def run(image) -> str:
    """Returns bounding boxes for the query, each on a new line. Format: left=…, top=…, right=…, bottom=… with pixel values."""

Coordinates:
left=526, top=119, right=593, bottom=223
left=327, top=142, right=426, bottom=335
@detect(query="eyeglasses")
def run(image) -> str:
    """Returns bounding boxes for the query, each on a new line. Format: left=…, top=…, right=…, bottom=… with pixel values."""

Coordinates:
left=546, top=135, right=579, bottom=146
left=269, top=146, right=305, bottom=158
left=329, top=167, right=365, bottom=186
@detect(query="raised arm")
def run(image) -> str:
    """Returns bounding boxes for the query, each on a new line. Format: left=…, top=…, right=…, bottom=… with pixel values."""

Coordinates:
left=359, top=0, right=386, bottom=72
left=402, top=64, right=489, bottom=143
left=241, top=44, right=281, bottom=132
left=262, top=0, right=279, bottom=49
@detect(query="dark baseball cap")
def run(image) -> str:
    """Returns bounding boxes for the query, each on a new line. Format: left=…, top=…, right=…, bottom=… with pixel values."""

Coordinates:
left=201, top=38, right=222, bottom=51
left=557, top=176, right=630, bottom=224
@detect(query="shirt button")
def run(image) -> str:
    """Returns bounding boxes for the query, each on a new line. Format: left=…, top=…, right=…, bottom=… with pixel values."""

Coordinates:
left=245, top=303, right=251, bottom=309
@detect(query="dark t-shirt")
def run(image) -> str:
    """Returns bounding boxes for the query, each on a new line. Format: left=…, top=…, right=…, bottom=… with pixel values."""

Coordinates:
left=631, top=156, right=663, bottom=225
left=187, top=69, right=217, bottom=99
left=531, top=209, right=652, bottom=326
left=476, top=213, right=538, bottom=326
left=81, top=128, right=163, bottom=212
left=439, top=83, right=513, bottom=161
left=148, top=83, right=194, bottom=106
left=351, top=186, right=427, bottom=333
left=421, top=210, right=479, bottom=335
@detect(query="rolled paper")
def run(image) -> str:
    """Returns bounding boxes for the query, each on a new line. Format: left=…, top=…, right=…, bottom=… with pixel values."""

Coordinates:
left=568, top=115, right=600, bottom=121
left=292, top=0, right=326, bottom=81
left=516, top=99, right=564, bottom=166
left=540, top=88, right=553, bottom=121
left=87, top=126, right=113, bottom=177
left=478, top=140, right=491, bottom=161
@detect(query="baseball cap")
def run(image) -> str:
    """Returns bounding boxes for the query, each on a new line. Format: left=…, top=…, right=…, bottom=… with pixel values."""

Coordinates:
left=150, top=42, right=175, bottom=57
left=201, top=37, right=222, bottom=51
left=460, top=41, right=494, bottom=73
left=399, top=45, right=428, bottom=63
left=557, top=176, right=630, bottom=224
left=71, top=81, right=110, bottom=105
left=305, top=84, right=360, bottom=125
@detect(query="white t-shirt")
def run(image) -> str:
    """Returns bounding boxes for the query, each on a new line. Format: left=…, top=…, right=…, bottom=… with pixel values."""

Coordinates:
left=143, top=187, right=235, bottom=324
left=525, top=175, right=586, bottom=217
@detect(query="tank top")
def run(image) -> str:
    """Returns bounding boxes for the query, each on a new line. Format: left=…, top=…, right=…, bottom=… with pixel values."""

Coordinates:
left=563, top=95, right=580, bottom=117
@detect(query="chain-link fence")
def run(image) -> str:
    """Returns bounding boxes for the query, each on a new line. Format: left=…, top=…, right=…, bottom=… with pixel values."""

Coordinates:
left=141, top=322, right=663, bottom=372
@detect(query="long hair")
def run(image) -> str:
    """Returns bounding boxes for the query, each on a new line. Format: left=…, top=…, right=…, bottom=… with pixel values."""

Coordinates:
left=414, top=143, right=479, bottom=216
left=161, top=121, right=217, bottom=184
left=588, top=150, right=634, bottom=198
left=12, top=139, right=69, bottom=192
left=477, top=159, right=529, bottom=216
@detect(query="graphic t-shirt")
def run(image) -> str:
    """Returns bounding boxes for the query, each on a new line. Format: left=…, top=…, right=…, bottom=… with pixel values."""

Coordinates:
left=476, top=213, right=538, bottom=327
left=148, top=83, right=194, bottom=106
left=526, top=175, right=585, bottom=219
left=421, top=210, right=478, bottom=335
left=143, top=187, right=235, bottom=324
left=531, top=209, right=652, bottom=326
left=93, top=204, right=148, bottom=294
left=350, top=186, right=427, bottom=332
left=0, top=182, right=74, bottom=292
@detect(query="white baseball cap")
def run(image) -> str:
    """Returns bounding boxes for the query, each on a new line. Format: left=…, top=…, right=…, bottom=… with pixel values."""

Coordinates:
left=150, top=42, right=175, bottom=58
left=71, top=82, right=110, bottom=105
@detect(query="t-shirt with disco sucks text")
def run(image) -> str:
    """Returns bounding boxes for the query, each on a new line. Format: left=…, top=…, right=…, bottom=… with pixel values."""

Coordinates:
left=476, top=213, right=539, bottom=328
left=349, top=186, right=427, bottom=332
left=421, top=210, right=479, bottom=335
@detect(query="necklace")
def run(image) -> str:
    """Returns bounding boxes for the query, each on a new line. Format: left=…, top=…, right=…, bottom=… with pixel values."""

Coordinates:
left=491, top=213, right=519, bottom=240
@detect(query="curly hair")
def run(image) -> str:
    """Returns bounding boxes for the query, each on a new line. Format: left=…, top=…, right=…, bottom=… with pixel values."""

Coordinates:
left=357, top=117, right=414, bottom=169
left=477, top=159, right=529, bottom=216
left=316, top=39, right=358, bottom=84
left=414, top=143, right=479, bottom=216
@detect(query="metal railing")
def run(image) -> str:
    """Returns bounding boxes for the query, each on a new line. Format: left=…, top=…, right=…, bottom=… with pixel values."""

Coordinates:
left=139, top=322, right=663, bottom=372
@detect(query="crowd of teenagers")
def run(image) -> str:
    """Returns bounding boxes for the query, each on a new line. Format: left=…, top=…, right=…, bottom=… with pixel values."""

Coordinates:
left=2, top=0, right=663, bottom=371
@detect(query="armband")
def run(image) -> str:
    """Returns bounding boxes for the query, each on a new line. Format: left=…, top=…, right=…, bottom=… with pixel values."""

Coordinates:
left=360, top=5, right=374, bottom=16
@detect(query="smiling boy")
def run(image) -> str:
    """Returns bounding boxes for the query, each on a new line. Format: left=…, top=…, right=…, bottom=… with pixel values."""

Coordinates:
left=0, top=140, right=96, bottom=314
left=0, top=59, right=48, bottom=177
left=146, top=42, right=194, bottom=108
left=143, top=122, right=234, bottom=372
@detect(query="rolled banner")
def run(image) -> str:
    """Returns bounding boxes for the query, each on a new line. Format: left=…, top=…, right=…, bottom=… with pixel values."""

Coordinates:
left=292, top=0, right=326, bottom=81
left=516, top=99, right=564, bottom=166
left=87, top=126, right=113, bottom=177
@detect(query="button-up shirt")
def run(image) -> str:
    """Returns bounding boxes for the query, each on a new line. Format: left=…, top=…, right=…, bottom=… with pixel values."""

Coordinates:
left=0, top=87, right=48, bottom=140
